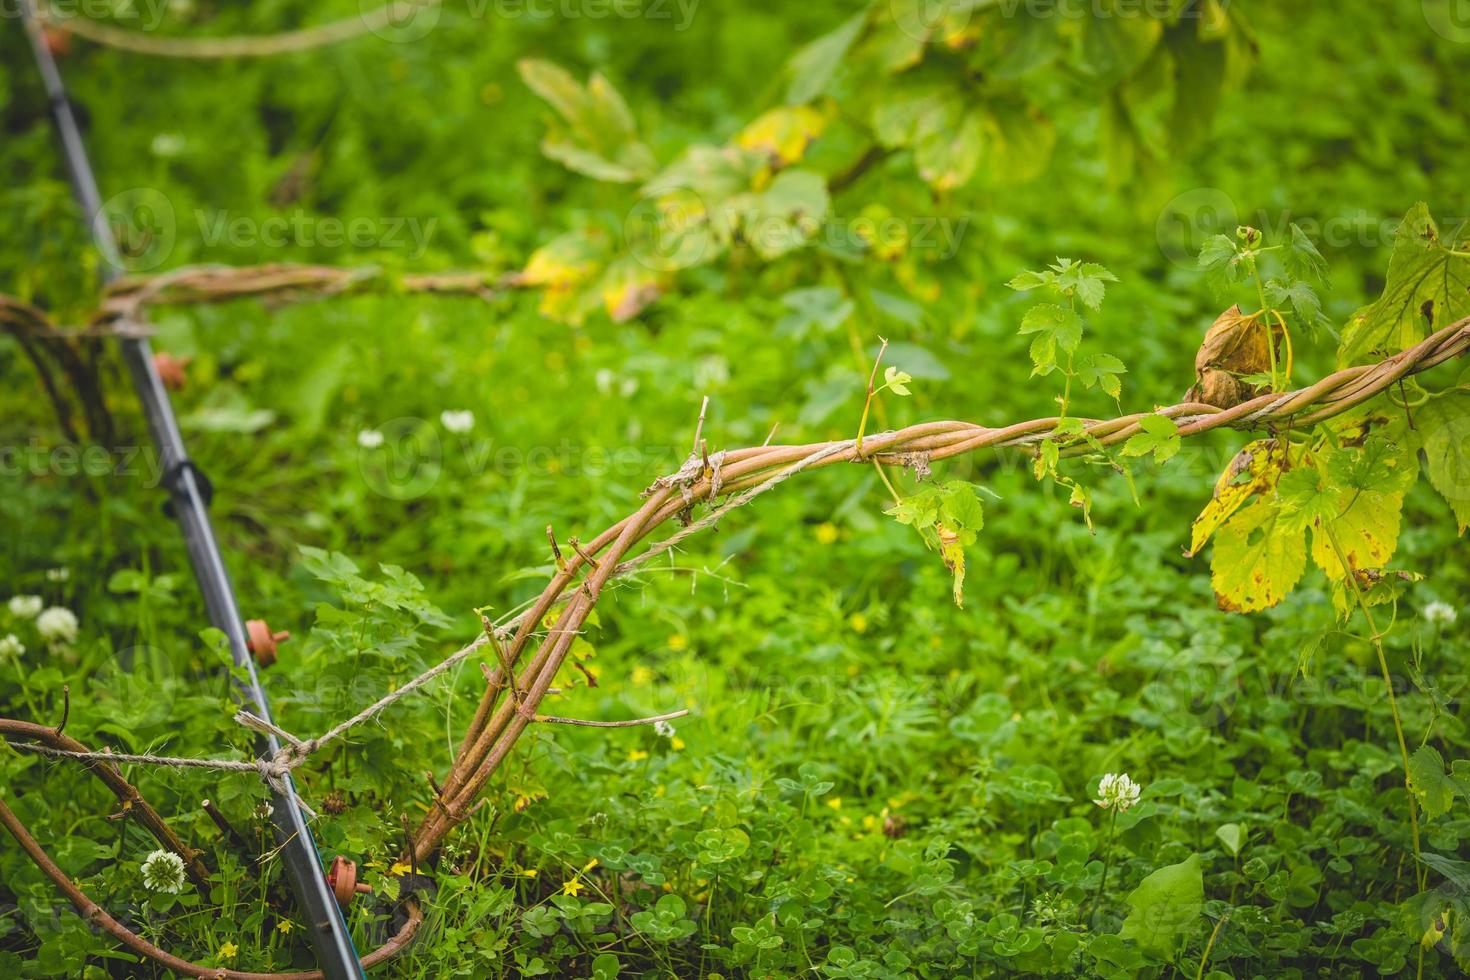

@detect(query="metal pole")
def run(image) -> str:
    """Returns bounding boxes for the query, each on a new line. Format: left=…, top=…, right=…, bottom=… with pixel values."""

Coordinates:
left=17, top=7, right=366, bottom=976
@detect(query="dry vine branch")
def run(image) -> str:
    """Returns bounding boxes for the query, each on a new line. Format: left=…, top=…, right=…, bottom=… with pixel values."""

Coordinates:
left=95, top=263, right=511, bottom=329
left=35, top=0, right=445, bottom=59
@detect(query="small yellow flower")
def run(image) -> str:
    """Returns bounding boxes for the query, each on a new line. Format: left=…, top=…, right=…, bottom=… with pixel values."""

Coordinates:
left=389, top=861, right=412, bottom=877
left=814, top=522, right=839, bottom=545
left=562, top=878, right=586, bottom=897
left=277, top=920, right=294, bottom=935
left=630, top=665, right=655, bottom=685
left=519, top=868, right=538, bottom=879
left=671, top=736, right=686, bottom=751
left=627, top=749, right=649, bottom=762
left=848, top=612, right=868, bottom=634
left=826, top=797, right=842, bottom=810
left=218, top=941, right=238, bottom=961
left=667, top=634, right=688, bottom=652
left=582, top=858, right=600, bottom=873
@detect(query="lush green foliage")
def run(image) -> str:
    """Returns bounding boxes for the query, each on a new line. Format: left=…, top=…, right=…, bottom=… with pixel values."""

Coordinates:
left=2, top=1, right=1470, bottom=977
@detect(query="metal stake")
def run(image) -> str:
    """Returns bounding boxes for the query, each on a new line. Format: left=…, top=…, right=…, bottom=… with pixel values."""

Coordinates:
left=18, top=6, right=367, bottom=976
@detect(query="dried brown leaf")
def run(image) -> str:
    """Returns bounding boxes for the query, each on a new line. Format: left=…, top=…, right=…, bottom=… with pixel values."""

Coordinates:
left=1186, top=304, right=1283, bottom=408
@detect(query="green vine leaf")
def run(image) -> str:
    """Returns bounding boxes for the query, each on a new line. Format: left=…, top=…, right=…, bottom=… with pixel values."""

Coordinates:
left=1418, top=390, right=1470, bottom=533
left=883, top=366, right=912, bottom=396
left=784, top=11, right=867, bottom=104
left=887, top=480, right=986, bottom=607
left=1337, top=203, right=1470, bottom=367
left=1285, top=222, right=1330, bottom=283
left=1077, top=352, right=1127, bottom=399
left=518, top=60, right=656, bottom=184
left=1018, top=304, right=1082, bottom=376
left=1408, top=746, right=1458, bottom=820
left=1121, top=414, right=1180, bottom=464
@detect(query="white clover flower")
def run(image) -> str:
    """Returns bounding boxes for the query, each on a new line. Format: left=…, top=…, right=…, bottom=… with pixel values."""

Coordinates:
left=654, top=720, right=676, bottom=739
left=357, top=429, right=385, bottom=449
left=140, top=849, right=187, bottom=894
left=1424, top=601, right=1457, bottom=626
left=149, top=133, right=186, bottom=158
left=46, top=567, right=69, bottom=583
left=36, top=607, right=78, bottom=645
left=1093, top=772, right=1142, bottom=812
left=0, top=634, right=23, bottom=659
left=440, top=409, right=474, bottom=433
left=7, top=595, right=42, bottom=619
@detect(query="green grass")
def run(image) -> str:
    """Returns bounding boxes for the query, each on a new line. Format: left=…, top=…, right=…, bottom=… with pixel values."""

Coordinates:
left=2, top=1, right=1470, bottom=977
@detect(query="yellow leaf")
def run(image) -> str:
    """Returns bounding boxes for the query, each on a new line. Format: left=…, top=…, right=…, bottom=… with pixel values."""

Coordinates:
left=1188, top=439, right=1286, bottom=556
left=597, top=258, right=663, bottom=322
left=518, top=229, right=605, bottom=290
left=938, top=523, right=966, bottom=608
left=1309, top=489, right=1405, bottom=580
left=1210, top=498, right=1307, bottom=613
left=735, top=106, right=829, bottom=167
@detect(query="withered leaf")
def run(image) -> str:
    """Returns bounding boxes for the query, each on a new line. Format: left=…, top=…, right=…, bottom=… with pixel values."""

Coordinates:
left=1185, top=305, right=1283, bottom=409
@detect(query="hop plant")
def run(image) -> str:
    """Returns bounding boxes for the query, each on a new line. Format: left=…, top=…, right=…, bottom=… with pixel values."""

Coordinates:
left=140, top=849, right=186, bottom=894
left=1093, top=772, right=1142, bottom=812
